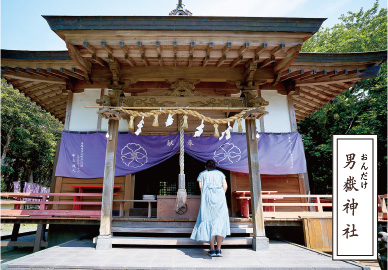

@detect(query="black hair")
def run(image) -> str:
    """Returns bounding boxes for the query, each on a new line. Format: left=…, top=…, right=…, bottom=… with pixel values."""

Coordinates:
left=205, top=160, right=216, bottom=171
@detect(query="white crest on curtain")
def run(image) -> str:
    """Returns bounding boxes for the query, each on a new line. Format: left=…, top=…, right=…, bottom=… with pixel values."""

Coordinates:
left=121, top=143, right=148, bottom=167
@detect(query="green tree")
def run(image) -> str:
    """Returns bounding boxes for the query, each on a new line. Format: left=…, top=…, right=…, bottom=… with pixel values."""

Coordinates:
left=1, top=79, right=63, bottom=191
left=298, top=1, right=387, bottom=194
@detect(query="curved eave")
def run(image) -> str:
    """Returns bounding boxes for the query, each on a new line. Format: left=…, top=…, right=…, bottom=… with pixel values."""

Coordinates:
left=0, top=50, right=82, bottom=123
left=286, top=51, right=387, bottom=122
left=43, top=15, right=326, bottom=33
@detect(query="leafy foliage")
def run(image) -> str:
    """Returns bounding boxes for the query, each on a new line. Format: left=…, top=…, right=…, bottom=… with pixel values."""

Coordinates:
left=299, top=1, right=387, bottom=194
left=1, top=79, right=64, bottom=191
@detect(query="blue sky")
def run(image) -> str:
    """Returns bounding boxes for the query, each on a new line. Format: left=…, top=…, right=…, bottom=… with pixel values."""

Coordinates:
left=1, top=0, right=386, bottom=51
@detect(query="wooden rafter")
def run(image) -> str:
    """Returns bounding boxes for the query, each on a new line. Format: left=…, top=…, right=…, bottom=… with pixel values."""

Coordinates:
left=217, top=42, right=231, bottom=68
left=173, top=42, right=177, bottom=67
left=300, top=87, right=335, bottom=100
left=46, top=68, right=71, bottom=80
left=294, top=95, right=322, bottom=107
left=295, top=72, right=361, bottom=86
left=293, top=99, right=316, bottom=111
left=137, top=42, right=148, bottom=66
left=217, top=55, right=226, bottom=68
left=255, top=43, right=267, bottom=56
left=155, top=41, right=163, bottom=67
left=66, top=42, right=91, bottom=74
left=90, top=54, right=104, bottom=66
left=83, top=42, right=97, bottom=54
left=314, top=85, right=342, bottom=94
left=60, top=68, right=84, bottom=80
left=23, top=82, right=48, bottom=93
left=101, top=41, right=113, bottom=55
left=259, top=55, right=275, bottom=68
left=231, top=42, right=249, bottom=68
left=119, top=42, right=135, bottom=67
left=300, top=88, right=331, bottom=103
left=280, top=70, right=303, bottom=81
left=274, top=44, right=301, bottom=74
left=3, top=72, right=66, bottom=85
left=203, top=42, right=213, bottom=67
left=270, top=43, right=285, bottom=55
left=188, top=42, right=195, bottom=67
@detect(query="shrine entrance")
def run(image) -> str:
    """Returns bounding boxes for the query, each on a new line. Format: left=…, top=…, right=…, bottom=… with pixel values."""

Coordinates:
left=133, top=153, right=232, bottom=215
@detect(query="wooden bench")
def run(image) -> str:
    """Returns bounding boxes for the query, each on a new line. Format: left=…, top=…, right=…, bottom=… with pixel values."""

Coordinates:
left=114, top=200, right=157, bottom=218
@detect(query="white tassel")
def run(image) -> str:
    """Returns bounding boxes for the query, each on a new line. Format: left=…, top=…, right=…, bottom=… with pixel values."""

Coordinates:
left=128, top=116, right=135, bottom=130
left=152, top=115, right=159, bottom=127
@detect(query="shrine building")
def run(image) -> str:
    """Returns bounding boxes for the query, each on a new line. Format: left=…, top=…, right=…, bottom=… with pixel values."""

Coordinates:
left=1, top=2, right=386, bottom=251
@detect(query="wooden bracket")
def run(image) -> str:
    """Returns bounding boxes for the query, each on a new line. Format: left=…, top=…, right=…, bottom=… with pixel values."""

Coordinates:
left=66, top=42, right=91, bottom=74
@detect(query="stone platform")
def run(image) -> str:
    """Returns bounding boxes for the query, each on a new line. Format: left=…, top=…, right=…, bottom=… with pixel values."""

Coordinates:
left=5, top=239, right=367, bottom=270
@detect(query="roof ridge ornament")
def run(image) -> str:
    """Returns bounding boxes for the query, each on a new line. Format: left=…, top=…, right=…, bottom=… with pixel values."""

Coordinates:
left=169, top=0, right=192, bottom=16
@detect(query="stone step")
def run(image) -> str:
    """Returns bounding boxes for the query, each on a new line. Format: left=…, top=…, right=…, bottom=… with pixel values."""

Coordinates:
left=111, top=227, right=253, bottom=234
left=103, top=236, right=253, bottom=246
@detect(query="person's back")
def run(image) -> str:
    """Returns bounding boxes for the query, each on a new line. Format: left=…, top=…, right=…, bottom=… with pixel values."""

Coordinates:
left=190, top=160, right=230, bottom=257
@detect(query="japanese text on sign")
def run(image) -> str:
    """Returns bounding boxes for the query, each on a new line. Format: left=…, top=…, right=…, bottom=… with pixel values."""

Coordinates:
left=333, top=135, right=377, bottom=260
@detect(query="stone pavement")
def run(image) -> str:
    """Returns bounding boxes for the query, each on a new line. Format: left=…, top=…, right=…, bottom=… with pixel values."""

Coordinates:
left=5, top=239, right=368, bottom=270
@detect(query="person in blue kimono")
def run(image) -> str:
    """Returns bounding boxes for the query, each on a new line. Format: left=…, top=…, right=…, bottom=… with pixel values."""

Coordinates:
left=190, top=160, right=230, bottom=257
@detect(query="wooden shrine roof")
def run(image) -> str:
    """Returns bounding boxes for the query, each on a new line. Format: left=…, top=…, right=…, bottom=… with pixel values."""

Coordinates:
left=2, top=49, right=385, bottom=123
left=1, top=15, right=386, bottom=123
left=43, top=16, right=326, bottom=33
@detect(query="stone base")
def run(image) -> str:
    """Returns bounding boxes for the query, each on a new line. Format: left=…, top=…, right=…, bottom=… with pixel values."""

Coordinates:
left=95, top=235, right=112, bottom=250
left=252, top=236, right=269, bottom=251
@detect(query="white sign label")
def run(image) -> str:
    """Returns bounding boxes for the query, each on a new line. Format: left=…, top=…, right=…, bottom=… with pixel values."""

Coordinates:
left=333, top=135, right=377, bottom=260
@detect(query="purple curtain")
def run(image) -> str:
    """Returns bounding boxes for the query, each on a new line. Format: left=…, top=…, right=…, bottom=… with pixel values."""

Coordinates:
left=55, top=132, right=306, bottom=179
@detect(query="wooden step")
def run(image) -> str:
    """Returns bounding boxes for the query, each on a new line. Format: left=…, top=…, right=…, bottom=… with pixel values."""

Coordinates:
left=97, top=236, right=252, bottom=246
left=111, top=227, right=253, bottom=234
left=112, top=221, right=252, bottom=228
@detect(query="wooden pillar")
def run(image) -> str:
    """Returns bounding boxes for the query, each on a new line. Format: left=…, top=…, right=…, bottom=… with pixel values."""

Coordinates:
left=33, top=224, right=46, bottom=252
left=245, top=118, right=269, bottom=251
left=96, top=119, right=119, bottom=250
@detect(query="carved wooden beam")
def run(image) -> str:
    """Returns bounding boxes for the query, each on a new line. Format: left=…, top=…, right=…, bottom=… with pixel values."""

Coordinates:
left=108, top=59, right=122, bottom=87
left=66, top=42, right=91, bottom=74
